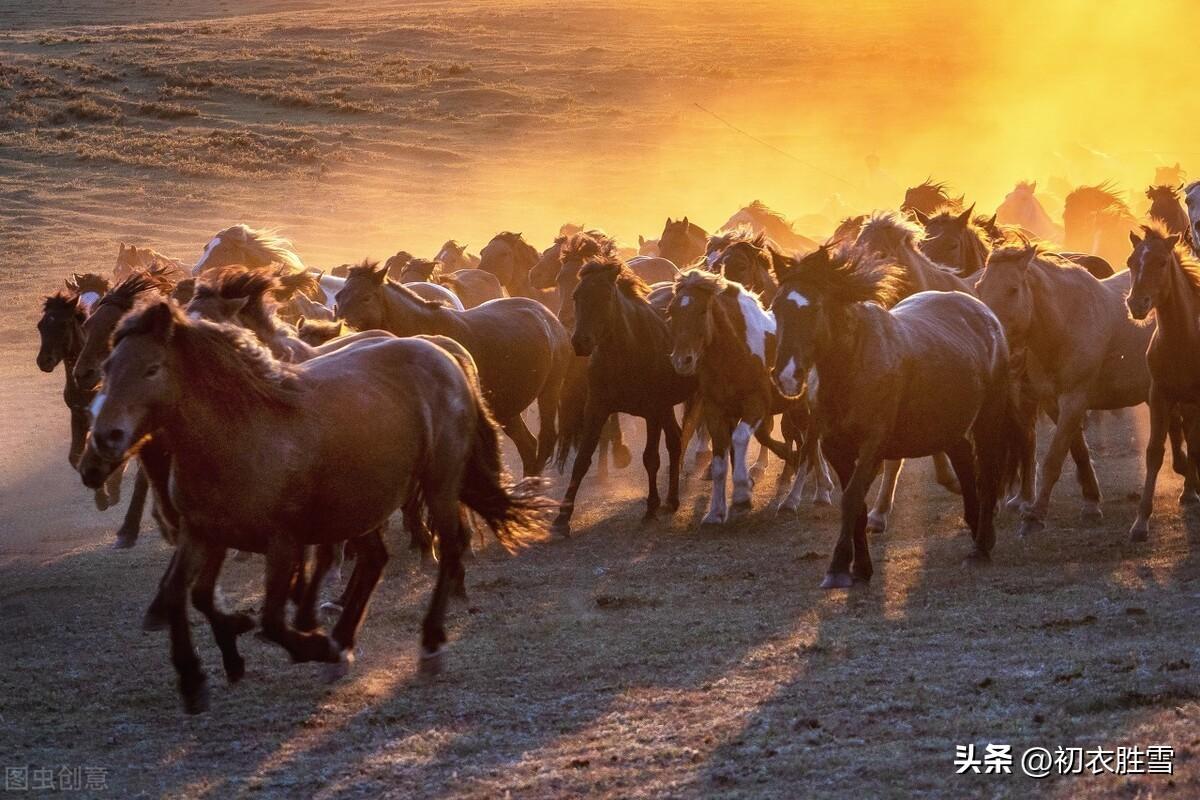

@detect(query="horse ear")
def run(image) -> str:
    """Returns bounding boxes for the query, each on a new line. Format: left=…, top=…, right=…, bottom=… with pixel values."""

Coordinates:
left=1029, top=181, right=1036, bottom=192
left=682, top=216, right=690, bottom=227
left=371, top=262, right=389, bottom=282
left=984, top=213, right=997, bottom=226
left=1129, top=230, right=1143, bottom=248
left=297, top=315, right=307, bottom=329
left=768, top=249, right=793, bottom=282
left=665, top=217, right=672, bottom=228
left=957, top=204, right=975, bottom=224
left=638, top=235, right=646, bottom=246
left=142, top=301, right=176, bottom=339
left=913, top=208, right=931, bottom=226
left=1166, top=234, right=1181, bottom=249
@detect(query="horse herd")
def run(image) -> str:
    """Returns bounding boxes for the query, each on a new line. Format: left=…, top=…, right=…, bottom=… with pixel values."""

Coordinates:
left=33, top=176, right=1200, bottom=714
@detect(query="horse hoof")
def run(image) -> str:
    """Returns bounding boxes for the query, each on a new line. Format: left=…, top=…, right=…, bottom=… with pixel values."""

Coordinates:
left=181, top=677, right=210, bottom=715
left=820, top=572, right=854, bottom=590
left=1180, top=490, right=1200, bottom=507
left=142, top=606, right=168, bottom=632
left=1079, top=505, right=1103, bottom=525
left=319, top=600, right=344, bottom=616
left=700, top=511, right=727, bottom=527
left=111, top=534, right=137, bottom=550
left=813, top=491, right=833, bottom=507
left=322, top=650, right=354, bottom=684
left=865, top=513, right=887, bottom=534
left=419, top=647, right=443, bottom=677
left=962, top=549, right=992, bottom=567
left=1017, top=518, right=1045, bottom=538
left=612, top=444, right=632, bottom=470
left=731, top=499, right=752, bottom=516
left=93, top=491, right=111, bottom=512
left=775, top=501, right=799, bottom=517
left=550, top=519, right=572, bottom=538
left=225, top=656, right=246, bottom=684
left=1129, top=525, right=1149, bottom=543
left=233, top=550, right=253, bottom=562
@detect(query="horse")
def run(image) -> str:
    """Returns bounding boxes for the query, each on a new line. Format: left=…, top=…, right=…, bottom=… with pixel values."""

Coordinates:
left=718, top=201, right=818, bottom=254
left=915, top=206, right=991, bottom=277
left=851, top=210, right=975, bottom=528
left=477, top=232, right=543, bottom=299
left=115, top=243, right=187, bottom=283
left=334, top=261, right=572, bottom=476
left=551, top=256, right=695, bottom=536
left=770, top=245, right=1023, bottom=588
left=901, top=178, right=964, bottom=218
left=296, top=317, right=349, bottom=346
left=637, top=235, right=660, bottom=257
left=1126, top=225, right=1200, bottom=541
left=1146, top=185, right=1191, bottom=241
left=705, top=229, right=780, bottom=303
left=995, top=181, right=1064, bottom=244
left=396, top=257, right=503, bottom=309
left=434, top=240, right=481, bottom=270
left=667, top=270, right=827, bottom=523
left=1063, top=184, right=1138, bottom=268
left=77, top=301, right=548, bottom=713
left=976, top=243, right=1166, bottom=536
left=831, top=214, right=867, bottom=245
left=657, top=217, right=708, bottom=267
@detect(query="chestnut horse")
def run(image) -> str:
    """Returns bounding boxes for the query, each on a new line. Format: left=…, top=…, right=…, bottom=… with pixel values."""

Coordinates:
left=1146, top=185, right=1192, bottom=244
left=1127, top=225, right=1200, bottom=540
left=976, top=243, right=1166, bottom=536
left=668, top=271, right=820, bottom=523
left=398, top=258, right=506, bottom=309
left=705, top=229, right=780, bottom=303
left=552, top=256, right=695, bottom=536
left=717, top=201, right=818, bottom=254
left=770, top=246, right=1023, bottom=588
left=657, top=217, right=708, bottom=267
left=79, top=302, right=547, bottom=713
left=477, top=231, right=543, bottom=300
left=335, top=261, right=572, bottom=476
left=916, top=206, right=991, bottom=277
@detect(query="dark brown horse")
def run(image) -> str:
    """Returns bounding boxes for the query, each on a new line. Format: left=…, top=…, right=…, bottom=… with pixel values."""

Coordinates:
left=771, top=245, right=1023, bottom=587
left=704, top=229, right=780, bottom=303
left=335, top=261, right=572, bottom=476
left=1063, top=183, right=1137, bottom=268
left=917, top=206, right=991, bottom=277
left=477, top=232, right=543, bottom=299
left=657, top=217, right=708, bottom=267
left=1146, top=184, right=1191, bottom=242
left=79, top=302, right=548, bottom=713
left=1127, top=225, right=1200, bottom=540
left=552, top=256, right=695, bottom=536
left=901, top=178, right=964, bottom=218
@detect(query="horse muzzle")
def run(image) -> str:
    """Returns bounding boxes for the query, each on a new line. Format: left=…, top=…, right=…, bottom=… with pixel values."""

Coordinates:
left=1126, top=296, right=1152, bottom=321
left=670, top=350, right=698, bottom=376
left=571, top=334, right=594, bottom=357
left=77, top=443, right=122, bottom=490
left=36, top=353, right=59, bottom=373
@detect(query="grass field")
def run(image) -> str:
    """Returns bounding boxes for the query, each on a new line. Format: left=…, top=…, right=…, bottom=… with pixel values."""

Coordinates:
left=1, top=2, right=1198, bottom=798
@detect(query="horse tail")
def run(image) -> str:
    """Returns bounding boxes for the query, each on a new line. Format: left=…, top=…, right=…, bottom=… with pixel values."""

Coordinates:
left=555, top=357, right=588, bottom=472
left=972, top=345, right=1028, bottom=505
left=452, top=350, right=552, bottom=551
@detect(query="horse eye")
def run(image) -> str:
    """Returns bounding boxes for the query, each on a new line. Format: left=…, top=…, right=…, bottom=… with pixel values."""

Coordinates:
left=145, top=364, right=161, bottom=378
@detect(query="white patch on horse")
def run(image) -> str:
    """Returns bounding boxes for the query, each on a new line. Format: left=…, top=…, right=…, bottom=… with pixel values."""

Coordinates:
left=436, top=247, right=452, bottom=263
left=785, top=290, right=810, bottom=309
left=706, top=250, right=721, bottom=268
left=318, top=273, right=345, bottom=309
left=679, top=296, right=691, bottom=307
left=736, top=289, right=774, bottom=364
left=88, top=392, right=107, bottom=419
left=776, top=357, right=799, bottom=396
left=807, top=367, right=820, bottom=405
left=192, top=237, right=221, bottom=275
left=79, top=291, right=100, bottom=311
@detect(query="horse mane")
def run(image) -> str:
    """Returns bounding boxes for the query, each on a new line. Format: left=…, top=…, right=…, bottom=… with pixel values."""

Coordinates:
left=1146, top=184, right=1181, bottom=202
left=559, top=230, right=617, bottom=263
left=676, top=266, right=760, bottom=303
left=906, top=178, right=963, bottom=210
left=401, top=257, right=442, bottom=281
left=1139, top=221, right=1200, bottom=301
left=65, top=272, right=111, bottom=295
left=215, top=224, right=305, bottom=271
left=858, top=209, right=924, bottom=249
left=194, top=265, right=280, bottom=322
left=777, top=245, right=903, bottom=307
left=115, top=302, right=302, bottom=409
left=709, top=225, right=768, bottom=250
left=1064, top=183, right=1130, bottom=216
left=273, top=267, right=321, bottom=300
left=492, top=231, right=541, bottom=264
left=43, top=291, right=82, bottom=316
left=346, top=259, right=447, bottom=310
left=578, top=255, right=650, bottom=298
left=95, top=268, right=174, bottom=312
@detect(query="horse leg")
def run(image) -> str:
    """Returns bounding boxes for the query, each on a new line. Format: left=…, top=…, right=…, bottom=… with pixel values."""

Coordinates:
left=499, top=413, right=540, bottom=478
left=777, top=429, right=813, bottom=516
left=702, top=415, right=732, bottom=526
left=1020, top=391, right=1088, bottom=537
left=161, top=533, right=208, bottom=714
left=730, top=421, right=758, bottom=516
left=1069, top=427, right=1103, bottom=523
left=68, top=407, right=88, bottom=468
left=749, top=415, right=772, bottom=482
left=404, top=495, right=434, bottom=565
left=1131, top=393, right=1171, bottom=542
left=945, top=438, right=979, bottom=540
left=821, top=443, right=876, bottom=589
left=112, top=466, right=149, bottom=549
left=294, top=543, right=337, bottom=633
left=1168, top=411, right=1200, bottom=505
left=419, top=498, right=463, bottom=675
left=551, top=406, right=607, bottom=537
left=812, top=440, right=834, bottom=505
left=328, top=528, right=388, bottom=681
left=662, top=408, right=682, bottom=513
left=606, top=414, right=631, bottom=469
left=259, top=536, right=337, bottom=663
left=641, top=416, right=662, bottom=522
left=532, top=383, right=561, bottom=476
left=931, top=452, right=962, bottom=495
left=189, top=544, right=255, bottom=682
left=867, top=459, right=904, bottom=533
left=1006, top=393, right=1038, bottom=513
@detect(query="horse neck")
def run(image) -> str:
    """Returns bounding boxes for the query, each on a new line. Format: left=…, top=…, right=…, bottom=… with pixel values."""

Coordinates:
left=700, top=293, right=752, bottom=371
left=965, top=230, right=990, bottom=274
left=810, top=302, right=871, bottom=411
left=897, top=240, right=941, bottom=294
left=1022, top=261, right=1072, bottom=362
left=1154, top=256, right=1200, bottom=352
left=383, top=282, right=443, bottom=335
left=599, top=290, right=653, bottom=357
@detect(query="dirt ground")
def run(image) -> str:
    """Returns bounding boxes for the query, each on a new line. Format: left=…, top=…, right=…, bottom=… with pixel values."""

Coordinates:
left=2, top=2, right=1199, bottom=798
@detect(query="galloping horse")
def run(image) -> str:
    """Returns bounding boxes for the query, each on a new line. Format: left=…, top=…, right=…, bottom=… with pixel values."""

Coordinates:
left=1063, top=184, right=1137, bottom=268
left=335, top=261, right=572, bottom=476
left=1126, top=225, right=1200, bottom=541
left=552, top=256, right=695, bottom=536
left=79, top=302, right=548, bottom=713
left=770, top=246, right=1023, bottom=588
left=901, top=178, right=964, bottom=218
left=115, top=243, right=187, bottom=283
left=976, top=243, right=1162, bottom=535
left=657, top=217, right=708, bottom=267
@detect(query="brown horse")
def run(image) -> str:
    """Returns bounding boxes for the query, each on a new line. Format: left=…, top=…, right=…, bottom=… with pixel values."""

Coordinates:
left=78, top=302, right=548, bottom=713
left=399, top=257, right=506, bottom=309
left=901, top=178, right=964, bottom=218
left=916, top=206, right=991, bottom=277
left=552, top=256, right=695, bottom=536
left=1063, top=183, right=1137, bottom=267
left=1127, top=225, right=1200, bottom=540
left=657, top=217, right=708, bottom=267
left=115, top=243, right=187, bottom=283
left=667, top=271, right=807, bottom=523
left=717, top=201, right=818, bottom=254
left=477, top=232, right=543, bottom=299
left=770, top=245, right=1023, bottom=587
left=434, top=240, right=481, bottom=270
left=976, top=243, right=1161, bottom=535
left=996, top=181, right=1064, bottom=244
left=1146, top=185, right=1191, bottom=242
left=704, top=229, right=780, bottom=303
left=335, top=261, right=572, bottom=476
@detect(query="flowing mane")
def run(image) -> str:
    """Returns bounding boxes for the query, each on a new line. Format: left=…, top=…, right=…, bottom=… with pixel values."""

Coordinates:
left=194, top=266, right=282, bottom=325
left=42, top=291, right=82, bottom=316
left=676, top=267, right=730, bottom=296
left=65, top=273, right=111, bottom=296
left=560, top=230, right=617, bottom=264
left=346, top=259, right=446, bottom=310
left=776, top=245, right=903, bottom=307
left=115, top=301, right=302, bottom=409
left=1064, top=183, right=1132, bottom=218
left=214, top=224, right=306, bottom=272
left=273, top=267, right=321, bottom=300
left=95, top=268, right=174, bottom=312
left=1140, top=222, right=1200, bottom=302
left=708, top=225, right=768, bottom=252
left=578, top=255, right=650, bottom=298
left=492, top=231, right=541, bottom=265
left=903, top=179, right=964, bottom=215
left=399, top=257, right=442, bottom=282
